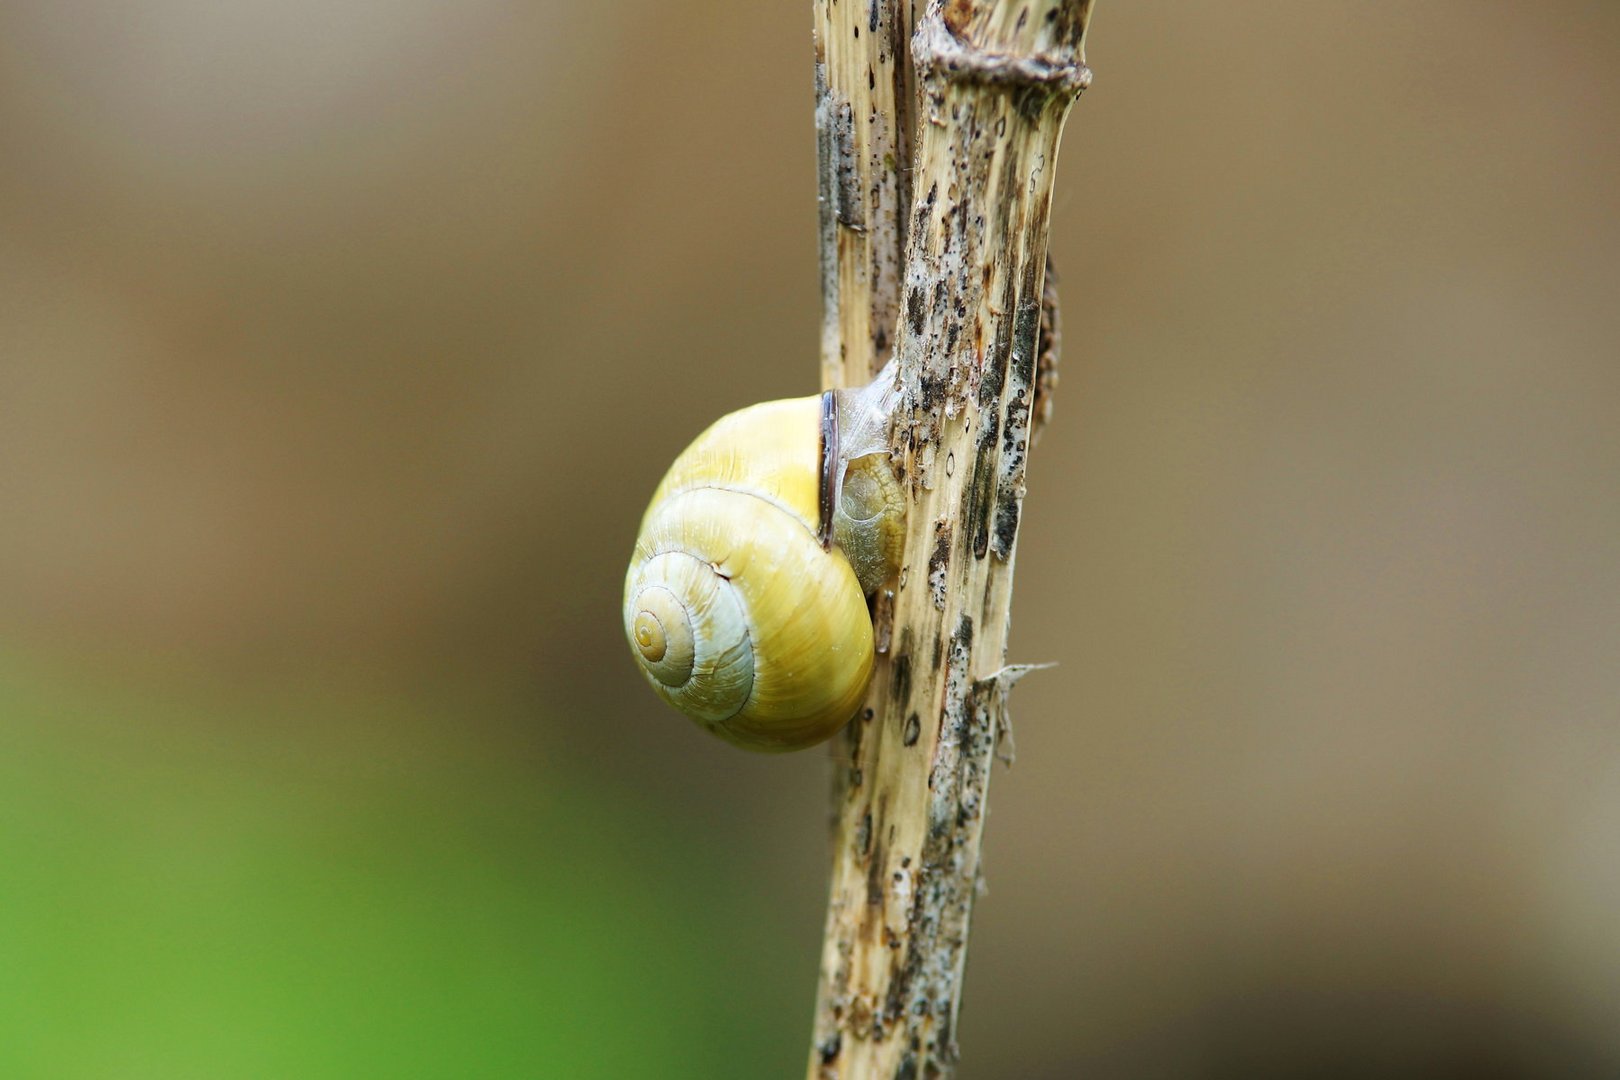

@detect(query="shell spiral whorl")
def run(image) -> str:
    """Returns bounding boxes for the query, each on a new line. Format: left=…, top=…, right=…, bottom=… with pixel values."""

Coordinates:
left=630, top=584, right=696, bottom=685
left=624, top=541, right=755, bottom=724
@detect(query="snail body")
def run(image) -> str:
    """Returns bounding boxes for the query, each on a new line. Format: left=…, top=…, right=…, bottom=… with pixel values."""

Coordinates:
left=624, top=375, right=903, bottom=752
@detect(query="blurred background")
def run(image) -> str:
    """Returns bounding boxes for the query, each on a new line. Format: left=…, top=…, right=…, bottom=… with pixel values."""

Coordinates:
left=1, top=2, right=1617, bottom=1076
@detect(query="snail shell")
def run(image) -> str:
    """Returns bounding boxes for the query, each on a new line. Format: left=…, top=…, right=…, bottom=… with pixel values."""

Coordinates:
left=624, top=381, right=902, bottom=752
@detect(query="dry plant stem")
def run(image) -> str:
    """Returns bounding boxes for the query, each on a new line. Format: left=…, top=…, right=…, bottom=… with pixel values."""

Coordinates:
left=813, top=0, right=921, bottom=826
left=808, top=3, right=1093, bottom=1078
left=814, top=0, right=919, bottom=389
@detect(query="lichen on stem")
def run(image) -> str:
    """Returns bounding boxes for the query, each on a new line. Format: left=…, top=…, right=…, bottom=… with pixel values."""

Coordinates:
left=807, top=2, right=1095, bottom=1077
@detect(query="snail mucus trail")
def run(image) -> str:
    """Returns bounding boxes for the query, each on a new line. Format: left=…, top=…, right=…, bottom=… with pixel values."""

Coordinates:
left=623, top=366, right=905, bottom=752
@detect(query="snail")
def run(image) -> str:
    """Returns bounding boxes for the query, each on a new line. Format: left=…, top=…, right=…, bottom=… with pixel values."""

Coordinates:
left=623, top=367, right=905, bottom=751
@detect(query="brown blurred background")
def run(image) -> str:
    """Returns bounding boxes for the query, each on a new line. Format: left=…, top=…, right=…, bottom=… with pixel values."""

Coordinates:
left=1, top=2, right=1618, bottom=1077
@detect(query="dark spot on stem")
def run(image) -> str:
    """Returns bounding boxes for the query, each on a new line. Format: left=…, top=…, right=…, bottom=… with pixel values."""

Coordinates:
left=867, top=841, right=886, bottom=904
left=906, top=287, right=926, bottom=336
left=891, top=642, right=913, bottom=707
left=1013, top=285, right=1042, bottom=378
left=992, top=490, right=1022, bottom=560
left=964, top=420, right=997, bottom=559
left=953, top=613, right=975, bottom=655
left=926, top=519, right=951, bottom=608
left=978, top=276, right=1017, bottom=410
left=1014, top=84, right=1049, bottom=122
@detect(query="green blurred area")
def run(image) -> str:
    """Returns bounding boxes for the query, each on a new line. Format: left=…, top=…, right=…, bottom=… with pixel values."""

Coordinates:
left=0, top=655, right=805, bottom=1078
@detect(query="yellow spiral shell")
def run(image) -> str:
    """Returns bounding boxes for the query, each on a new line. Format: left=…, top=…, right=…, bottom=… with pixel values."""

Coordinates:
left=624, top=396, right=877, bottom=752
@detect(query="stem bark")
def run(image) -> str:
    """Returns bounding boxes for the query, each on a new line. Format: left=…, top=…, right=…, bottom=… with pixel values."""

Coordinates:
left=810, top=3, right=1094, bottom=1077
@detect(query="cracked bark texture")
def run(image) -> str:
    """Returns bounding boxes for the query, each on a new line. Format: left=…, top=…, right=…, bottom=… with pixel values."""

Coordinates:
left=808, top=2, right=1093, bottom=1078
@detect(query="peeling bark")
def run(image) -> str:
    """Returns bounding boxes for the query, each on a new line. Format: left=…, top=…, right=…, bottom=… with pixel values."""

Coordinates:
left=808, top=2, right=1095, bottom=1077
